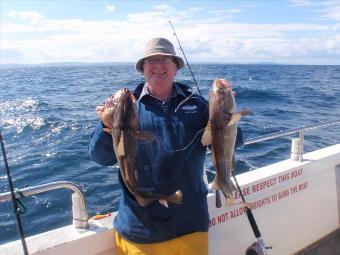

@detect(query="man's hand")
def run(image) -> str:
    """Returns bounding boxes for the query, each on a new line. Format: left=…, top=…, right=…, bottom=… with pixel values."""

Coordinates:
left=96, top=105, right=115, bottom=132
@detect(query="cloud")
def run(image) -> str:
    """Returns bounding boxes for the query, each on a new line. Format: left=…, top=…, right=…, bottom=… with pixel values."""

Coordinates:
left=1, top=5, right=339, bottom=64
left=320, top=3, right=340, bottom=21
left=8, top=10, right=44, bottom=20
left=0, top=48, right=25, bottom=63
left=225, top=9, right=242, bottom=13
left=288, top=0, right=311, bottom=7
left=154, top=4, right=173, bottom=12
left=289, top=0, right=340, bottom=21
left=105, top=4, right=115, bottom=13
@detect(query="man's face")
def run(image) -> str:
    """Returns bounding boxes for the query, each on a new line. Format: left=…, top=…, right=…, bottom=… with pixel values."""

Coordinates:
left=143, top=55, right=178, bottom=86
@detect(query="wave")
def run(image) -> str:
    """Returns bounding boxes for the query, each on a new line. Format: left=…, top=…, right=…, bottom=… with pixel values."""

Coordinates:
left=1, top=63, right=340, bottom=245
left=0, top=97, right=46, bottom=133
left=235, top=87, right=286, bottom=102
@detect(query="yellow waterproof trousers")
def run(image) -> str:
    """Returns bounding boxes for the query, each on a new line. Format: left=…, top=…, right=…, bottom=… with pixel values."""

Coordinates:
left=115, top=231, right=208, bottom=255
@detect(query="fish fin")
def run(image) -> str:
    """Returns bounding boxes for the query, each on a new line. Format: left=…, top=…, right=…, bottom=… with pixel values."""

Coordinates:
left=201, top=122, right=212, bottom=146
left=103, top=128, right=112, bottom=134
left=134, top=169, right=138, bottom=182
left=240, top=109, right=251, bottom=117
left=117, top=131, right=125, bottom=156
left=228, top=109, right=251, bottom=126
left=130, top=130, right=156, bottom=142
left=232, top=155, right=236, bottom=171
left=228, top=113, right=242, bottom=126
left=228, top=180, right=237, bottom=192
left=158, top=200, right=169, bottom=208
left=166, top=190, right=183, bottom=204
left=242, top=202, right=252, bottom=209
left=135, top=195, right=153, bottom=207
left=226, top=200, right=251, bottom=208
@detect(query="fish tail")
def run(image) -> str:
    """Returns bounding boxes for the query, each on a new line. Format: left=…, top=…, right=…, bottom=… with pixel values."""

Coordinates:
left=217, top=184, right=236, bottom=207
left=225, top=197, right=237, bottom=207
left=220, top=184, right=236, bottom=207
left=210, top=179, right=232, bottom=198
left=219, top=183, right=234, bottom=201
left=209, top=180, right=220, bottom=190
left=165, top=190, right=183, bottom=204
left=210, top=179, right=237, bottom=207
left=227, top=178, right=237, bottom=192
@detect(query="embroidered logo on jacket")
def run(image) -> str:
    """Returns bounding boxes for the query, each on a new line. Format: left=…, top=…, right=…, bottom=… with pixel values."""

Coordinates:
left=181, top=105, right=198, bottom=113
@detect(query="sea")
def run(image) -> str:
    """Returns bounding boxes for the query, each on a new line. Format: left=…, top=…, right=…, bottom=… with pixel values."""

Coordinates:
left=0, top=63, right=340, bottom=245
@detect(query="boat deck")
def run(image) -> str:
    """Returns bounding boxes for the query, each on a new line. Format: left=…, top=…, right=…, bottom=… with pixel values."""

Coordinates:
left=295, top=228, right=340, bottom=255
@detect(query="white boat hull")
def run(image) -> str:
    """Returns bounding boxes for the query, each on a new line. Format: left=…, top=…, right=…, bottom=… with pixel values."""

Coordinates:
left=1, top=144, right=340, bottom=255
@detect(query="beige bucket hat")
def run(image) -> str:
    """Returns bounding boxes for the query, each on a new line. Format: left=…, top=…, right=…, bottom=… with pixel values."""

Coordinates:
left=135, top=38, right=185, bottom=73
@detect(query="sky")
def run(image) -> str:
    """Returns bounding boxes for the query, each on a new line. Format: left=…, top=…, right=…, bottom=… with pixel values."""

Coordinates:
left=1, top=0, right=339, bottom=65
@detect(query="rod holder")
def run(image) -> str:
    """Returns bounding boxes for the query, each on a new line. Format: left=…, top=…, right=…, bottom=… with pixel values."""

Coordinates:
left=72, top=192, right=89, bottom=229
left=291, top=136, right=304, bottom=161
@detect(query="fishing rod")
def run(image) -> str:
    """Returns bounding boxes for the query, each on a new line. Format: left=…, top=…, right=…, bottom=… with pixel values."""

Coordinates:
left=232, top=171, right=271, bottom=255
left=0, top=131, right=29, bottom=255
left=169, top=20, right=270, bottom=254
left=169, top=20, right=202, bottom=96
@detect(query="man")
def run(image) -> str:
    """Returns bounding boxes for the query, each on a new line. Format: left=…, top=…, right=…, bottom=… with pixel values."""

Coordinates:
left=89, top=38, right=210, bottom=255
left=89, top=38, right=242, bottom=255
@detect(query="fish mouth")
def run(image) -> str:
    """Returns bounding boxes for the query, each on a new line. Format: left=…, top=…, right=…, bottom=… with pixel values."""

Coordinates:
left=115, top=88, right=136, bottom=104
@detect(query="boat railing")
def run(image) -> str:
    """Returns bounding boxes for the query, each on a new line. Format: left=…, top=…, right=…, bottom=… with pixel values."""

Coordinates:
left=243, top=119, right=340, bottom=161
left=0, top=181, right=89, bottom=229
left=1, top=120, right=340, bottom=232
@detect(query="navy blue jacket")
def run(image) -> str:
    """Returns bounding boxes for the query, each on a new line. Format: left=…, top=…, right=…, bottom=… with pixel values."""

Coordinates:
left=89, top=82, right=243, bottom=243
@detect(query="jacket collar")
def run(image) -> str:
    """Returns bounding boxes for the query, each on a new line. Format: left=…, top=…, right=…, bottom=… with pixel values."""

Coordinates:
left=137, top=82, right=186, bottom=101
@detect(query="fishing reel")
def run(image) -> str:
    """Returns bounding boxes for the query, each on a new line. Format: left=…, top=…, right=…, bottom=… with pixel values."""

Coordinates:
left=245, top=241, right=272, bottom=255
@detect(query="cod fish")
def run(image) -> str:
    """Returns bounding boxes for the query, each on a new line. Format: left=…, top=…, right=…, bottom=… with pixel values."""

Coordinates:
left=103, top=88, right=183, bottom=207
left=201, top=79, right=250, bottom=207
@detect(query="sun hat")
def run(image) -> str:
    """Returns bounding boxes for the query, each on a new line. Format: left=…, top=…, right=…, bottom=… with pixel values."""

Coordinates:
left=135, top=38, right=185, bottom=73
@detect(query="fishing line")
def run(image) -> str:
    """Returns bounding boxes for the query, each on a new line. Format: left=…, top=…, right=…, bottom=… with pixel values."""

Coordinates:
left=169, top=20, right=202, bottom=96
left=0, top=131, right=29, bottom=255
left=169, top=20, right=205, bottom=112
left=171, top=127, right=205, bottom=152
left=147, top=125, right=204, bottom=156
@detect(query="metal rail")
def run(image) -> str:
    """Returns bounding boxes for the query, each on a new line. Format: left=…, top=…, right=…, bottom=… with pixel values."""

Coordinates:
left=244, top=119, right=340, bottom=145
left=0, top=120, right=339, bottom=231
left=0, top=181, right=89, bottom=229
left=243, top=119, right=340, bottom=161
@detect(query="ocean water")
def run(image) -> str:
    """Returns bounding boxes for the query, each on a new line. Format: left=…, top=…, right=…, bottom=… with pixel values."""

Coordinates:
left=0, top=63, right=340, bottom=245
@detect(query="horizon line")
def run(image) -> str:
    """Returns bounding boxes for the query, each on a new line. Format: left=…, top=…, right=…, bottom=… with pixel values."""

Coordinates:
left=1, top=61, right=339, bottom=67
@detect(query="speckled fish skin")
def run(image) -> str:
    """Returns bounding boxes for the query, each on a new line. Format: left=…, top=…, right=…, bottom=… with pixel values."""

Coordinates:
left=106, top=88, right=183, bottom=207
left=202, top=79, right=248, bottom=205
left=111, top=88, right=140, bottom=197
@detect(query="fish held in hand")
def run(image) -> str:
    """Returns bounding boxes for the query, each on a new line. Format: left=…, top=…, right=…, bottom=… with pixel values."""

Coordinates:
left=104, top=88, right=183, bottom=207
left=201, top=79, right=250, bottom=207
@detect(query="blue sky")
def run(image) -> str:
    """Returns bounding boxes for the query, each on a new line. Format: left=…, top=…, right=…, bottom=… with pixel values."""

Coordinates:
left=1, top=0, right=339, bottom=64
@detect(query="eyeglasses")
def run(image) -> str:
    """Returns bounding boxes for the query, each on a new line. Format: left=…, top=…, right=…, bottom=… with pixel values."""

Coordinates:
left=144, top=58, right=175, bottom=65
